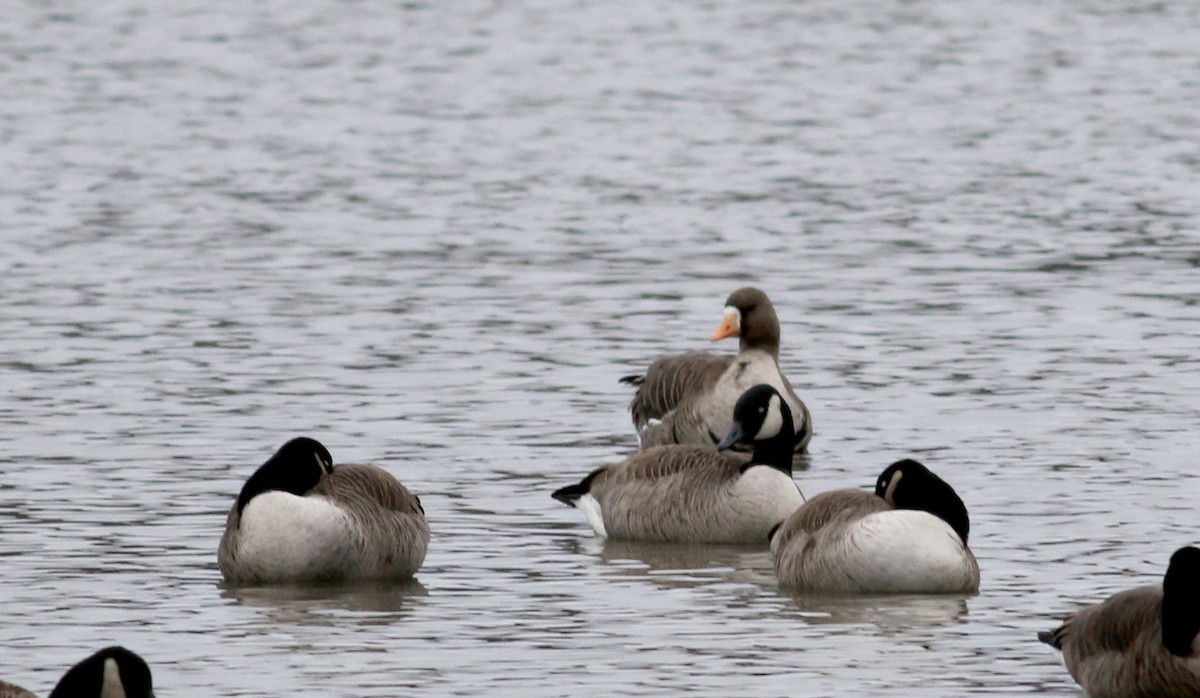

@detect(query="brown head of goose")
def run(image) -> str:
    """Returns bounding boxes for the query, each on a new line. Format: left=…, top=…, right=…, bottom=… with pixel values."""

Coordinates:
left=623, top=287, right=812, bottom=453
left=769, top=458, right=979, bottom=594
left=552, top=384, right=805, bottom=544
left=218, top=437, right=430, bottom=584
left=1039, top=545, right=1200, bottom=698
left=1, top=646, right=154, bottom=698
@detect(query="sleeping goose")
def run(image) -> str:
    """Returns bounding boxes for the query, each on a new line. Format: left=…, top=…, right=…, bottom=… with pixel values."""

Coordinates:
left=552, top=384, right=804, bottom=544
left=1, top=646, right=154, bottom=698
left=623, top=287, right=812, bottom=453
left=1038, top=546, right=1200, bottom=698
left=770, top=458, right=979, bottom=593
left=218, top=437, right=430, bottom=585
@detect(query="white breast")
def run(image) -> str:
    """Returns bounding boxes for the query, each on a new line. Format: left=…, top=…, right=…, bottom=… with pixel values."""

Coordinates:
left=235, top=491, right=352, bottom=582
left=724, top=466, right=805, bottom=540
left=778, top=509, right=979, bottom=593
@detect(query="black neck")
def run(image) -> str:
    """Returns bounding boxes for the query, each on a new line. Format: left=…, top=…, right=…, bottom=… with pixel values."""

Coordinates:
left=1162, top=547, right=1200, bottom=656
left=236, top=452, right=324, bottom=516
left=893, top=472, right=971, bottom=544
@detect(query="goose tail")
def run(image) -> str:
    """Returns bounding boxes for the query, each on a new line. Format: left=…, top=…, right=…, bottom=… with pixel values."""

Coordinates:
left=552, top=482, right=588, bottom=507
left=1037, top=629, right=1062, bottom=649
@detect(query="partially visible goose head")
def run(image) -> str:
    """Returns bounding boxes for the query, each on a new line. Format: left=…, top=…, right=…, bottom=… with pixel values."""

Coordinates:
left=875, top=458, right=970, bottom=544
left=236, top=437, right=333, bottom=519
left=47, top=646, right=154, bottom=698
left=710, top=287, right=782, bottom=357
left=1163, top=545, right=1200, bottom=656
left=716, top=384, right=795, bottom=471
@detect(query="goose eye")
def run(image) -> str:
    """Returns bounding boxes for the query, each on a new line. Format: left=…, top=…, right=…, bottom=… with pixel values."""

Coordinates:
left=758, top=407, right=765, bottom=414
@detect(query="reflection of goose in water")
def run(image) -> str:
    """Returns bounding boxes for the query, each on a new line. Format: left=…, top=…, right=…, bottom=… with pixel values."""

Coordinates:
left=778, top=591, right=971, bottom=632
left=585, top=538, right=777, bottom=589
left=222, top=578, right=428, bottom=621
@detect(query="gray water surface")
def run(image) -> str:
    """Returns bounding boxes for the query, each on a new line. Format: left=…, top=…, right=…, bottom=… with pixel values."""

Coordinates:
left=3, top=0, right=1200, bottom=695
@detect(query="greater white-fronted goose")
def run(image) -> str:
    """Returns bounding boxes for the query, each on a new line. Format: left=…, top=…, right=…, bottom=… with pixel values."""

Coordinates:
left=1039, top=546, right=1200, bottom=698
left=2, top=647, right=154, bottom=698
left=553, top=384, right=805, bottom=544
left=219, top=437, right=430, bottom=584
left=770, top=458, right=980, bottom=593
left=623, top=287, right=812, bottom=453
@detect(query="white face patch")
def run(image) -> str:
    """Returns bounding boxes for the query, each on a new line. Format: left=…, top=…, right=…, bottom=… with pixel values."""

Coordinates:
left=723, top=306, right=742, bottom=332
left=100, top=657, right=127, bottom=698
left=757, top=393, right=784, bottom=441
left=883, top=470, right=903, bottom=505
left=313, top=452, right=332, bottom=475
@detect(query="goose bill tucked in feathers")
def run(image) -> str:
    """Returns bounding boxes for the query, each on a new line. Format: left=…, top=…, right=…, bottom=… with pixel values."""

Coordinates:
left=219, top=437, right=430, bottom=585
left=623, top=287, right=812, bottom=453
left=1038, top=546, right=1200, bottom=698
left=553, top=384, right=805, bottom=544
left=770, top=459, right=979, bottom=594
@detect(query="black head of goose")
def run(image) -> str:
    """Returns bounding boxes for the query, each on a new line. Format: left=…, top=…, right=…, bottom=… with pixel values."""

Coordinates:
left=1039, top=545, right=1200, bottom=698
left=715, top=383, right=797, bottom=471
left=219, top=437, right=430, bottom=585
left=552, top=384, right=804, bottom=544
left=1, top=647, right=155, bottom=698
left=624, top=287, right=812, bottom=453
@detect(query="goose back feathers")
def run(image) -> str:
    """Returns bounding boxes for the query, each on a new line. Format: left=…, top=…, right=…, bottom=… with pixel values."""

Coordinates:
left=1039, top=546, right=1200, bottom=698
left=219, top=437, right=429, bottom=584
left=625, top=287, right=812, bottom=453
left=770, top=459, right=979, bottom=593
left=554, top=384, right=805, bottom=544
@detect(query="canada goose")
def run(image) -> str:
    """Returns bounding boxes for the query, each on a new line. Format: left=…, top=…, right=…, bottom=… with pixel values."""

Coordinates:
left=1, top=646, right=154, bottom=698
left=218, top=437, right=430, bottom=584
left=552, top=384, right=804, bottom=544
left=1038, top=546, right=1200, bottom=698
left=770, top=458, right=980, bottom=593
left=622, top=287, right=812, bottom=453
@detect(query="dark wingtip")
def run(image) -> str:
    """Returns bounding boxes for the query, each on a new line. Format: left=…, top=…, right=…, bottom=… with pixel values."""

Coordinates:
left=767, top=521, right=783, bottom=543
left=551, top=483, right=587, bottom=507
left=619, top=374, right=644, bottom=386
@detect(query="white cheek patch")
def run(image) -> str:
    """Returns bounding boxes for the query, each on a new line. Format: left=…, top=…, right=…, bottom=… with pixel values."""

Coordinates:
left=884, top=470, right=903, bottom=505
left=723, top=306, right=742, bottom=331
left=758, top=394, right=784, bottom=440
left=101, top=657, right=126, bottom=698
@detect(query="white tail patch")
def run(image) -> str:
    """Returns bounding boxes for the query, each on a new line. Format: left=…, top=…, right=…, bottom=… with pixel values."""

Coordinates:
left=577, top=493, right=608, bottom=538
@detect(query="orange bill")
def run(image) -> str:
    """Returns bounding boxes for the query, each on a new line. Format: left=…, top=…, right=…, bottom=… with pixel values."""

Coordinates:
left=711, top=314, right=740, bottom=341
